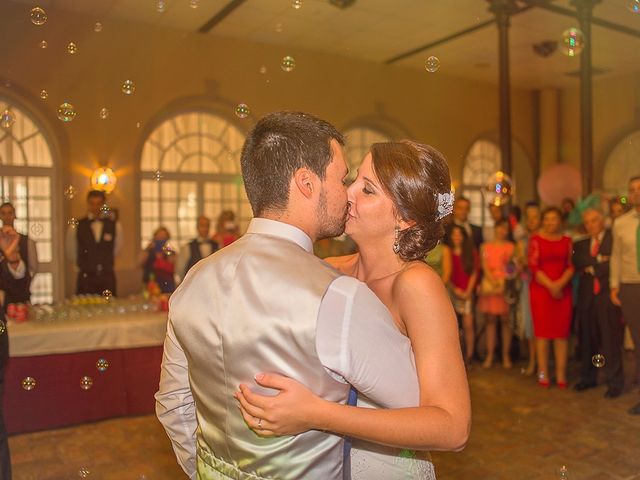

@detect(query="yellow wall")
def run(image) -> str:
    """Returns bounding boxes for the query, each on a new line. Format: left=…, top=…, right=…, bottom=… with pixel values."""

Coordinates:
left=0, top=2, right=539, bottom=297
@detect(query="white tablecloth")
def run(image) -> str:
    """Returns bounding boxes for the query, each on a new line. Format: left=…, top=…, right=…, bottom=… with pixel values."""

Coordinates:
left=8, top=311, right=168, bottom=357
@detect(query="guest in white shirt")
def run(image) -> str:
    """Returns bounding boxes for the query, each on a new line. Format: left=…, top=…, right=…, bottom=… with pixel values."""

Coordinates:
left=610, top=176, right=640, bottom=415
left=177, top=215, right=218, bottom=283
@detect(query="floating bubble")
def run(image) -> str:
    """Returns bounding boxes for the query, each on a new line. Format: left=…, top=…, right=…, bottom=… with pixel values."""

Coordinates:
left=275, top=23, right=283, bottom=33
left=259, top=65, right=267, bottom=74
left=57, top=102, right=77, bottom=122
left=96, top=358, right=109, bottom=372
left=121, top=80, right=135, bottom=95
left=157, top=0, right=166, bottom=13
left=1, top=109, right=15, bottom=129
left=154, top=170, right=162, bottom=181
left=561, top=27, right=584, bottom=57
left=162, top=243, right=175, bottom=257
left=592, top=354, right=605, bottom=368
left=425, top=55, right=440, bottom=73
left=190, top=0, right=199, bottom=8
left=292, top=0, right=303, bottom=9
left=559, top=465, right=568, bottom=479
left=64, top=185, right=77, bottom=199
left=40, top=89, right=48, bottom=99
left=68, top=217, right=79, bottom=228
left=485, top=171, right=514, bottom=206
left=628, top=0, right=640, bottom=13
left=99, top=107, right=109, bottom=120
left=78, top=467, right=91, bottom=478
left=94, top=22, right=103, bottom=32
left=0, top=321, right=5, bottom=335
left=102, top=289, right=113, bottom=301
left=100, top=204, right=111, bottom=216
left=235, top=103, right=250, bottom=119
left=136, top=121, right=142, bottom=128
left=80, top=376, right=93, bottom=390
left=22, top=377, right=36, bottom=391
left=281, top=56, right=296, bottom=72
left=31, top=223, right=44, bottom=236
left=30, top=7, right=47, bottom=26
left=67, top=42, right=78, bottom=55
left=39, top=40, right=48, bottom=49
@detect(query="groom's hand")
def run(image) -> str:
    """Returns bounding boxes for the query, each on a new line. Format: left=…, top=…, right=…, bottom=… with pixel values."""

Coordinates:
left=234, top=373, right=325, bottom=436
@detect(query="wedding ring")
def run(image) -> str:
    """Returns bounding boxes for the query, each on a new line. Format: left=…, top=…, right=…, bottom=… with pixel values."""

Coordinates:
left=257, top=418, right=262, bottom=429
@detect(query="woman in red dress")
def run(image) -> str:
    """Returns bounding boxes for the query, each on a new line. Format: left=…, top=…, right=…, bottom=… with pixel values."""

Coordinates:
left=528, top=207, right=574, bottom=388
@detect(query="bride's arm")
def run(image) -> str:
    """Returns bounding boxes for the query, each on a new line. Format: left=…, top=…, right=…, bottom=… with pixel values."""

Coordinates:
left=237, top=266, right=470, bottom=452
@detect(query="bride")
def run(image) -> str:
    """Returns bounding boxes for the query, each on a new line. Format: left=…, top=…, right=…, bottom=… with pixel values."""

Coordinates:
left=236, top=140, right=471, bottom=479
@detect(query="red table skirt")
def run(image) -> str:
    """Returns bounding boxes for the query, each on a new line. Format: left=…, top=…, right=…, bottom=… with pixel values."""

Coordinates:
left=4, top=346, right=163, bottom=434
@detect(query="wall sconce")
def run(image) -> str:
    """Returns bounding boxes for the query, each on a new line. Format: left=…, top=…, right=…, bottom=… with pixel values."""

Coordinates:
left=90, top=167, right=117, bottom=194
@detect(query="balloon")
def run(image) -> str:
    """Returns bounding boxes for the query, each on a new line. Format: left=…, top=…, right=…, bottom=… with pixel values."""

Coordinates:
left=537, top=164, right=582, bottom=207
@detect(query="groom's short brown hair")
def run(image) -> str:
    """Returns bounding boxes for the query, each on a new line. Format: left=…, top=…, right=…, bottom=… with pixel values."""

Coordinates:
left=240, top=111, right=344, bottom=217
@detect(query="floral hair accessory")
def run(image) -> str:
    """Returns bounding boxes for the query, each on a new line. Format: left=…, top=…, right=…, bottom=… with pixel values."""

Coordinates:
left=436, top=190, right=455, bottom=220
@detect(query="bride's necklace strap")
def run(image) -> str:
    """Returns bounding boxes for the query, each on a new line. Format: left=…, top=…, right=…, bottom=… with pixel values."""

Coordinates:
left=355, top=260, right=406, bottom=283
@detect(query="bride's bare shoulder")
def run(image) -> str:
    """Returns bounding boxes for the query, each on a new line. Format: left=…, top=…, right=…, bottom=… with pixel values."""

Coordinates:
left=395, top=260, right=443, bottom=291
left=324, top=253, right=359, bottom=275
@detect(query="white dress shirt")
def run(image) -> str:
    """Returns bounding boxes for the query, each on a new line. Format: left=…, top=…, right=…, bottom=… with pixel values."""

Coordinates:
left=65, top=214, right=123, bottom=263
left=610, top=209, right=640, bottom=288
left=156, top=218, right=419, bottom=478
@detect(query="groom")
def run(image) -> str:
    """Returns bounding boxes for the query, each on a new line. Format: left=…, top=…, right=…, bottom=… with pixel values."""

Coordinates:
left=155, top=112, right=419, bottom=479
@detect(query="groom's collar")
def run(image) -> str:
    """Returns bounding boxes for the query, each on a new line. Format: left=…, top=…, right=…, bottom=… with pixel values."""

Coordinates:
left=246, top=218, right=313, bottom=253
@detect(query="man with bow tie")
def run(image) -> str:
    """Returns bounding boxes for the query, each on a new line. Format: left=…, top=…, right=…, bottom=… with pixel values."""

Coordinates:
left=177, top=215, right=218, bottom=283
left=66, top=190, right=123, bottom=295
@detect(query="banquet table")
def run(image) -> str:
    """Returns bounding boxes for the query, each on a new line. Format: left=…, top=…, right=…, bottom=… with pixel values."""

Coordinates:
left=4, top=308, right=168, bottom=434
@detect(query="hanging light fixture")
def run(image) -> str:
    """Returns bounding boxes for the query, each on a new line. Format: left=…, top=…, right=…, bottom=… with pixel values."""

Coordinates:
left=90, top=166, right=117, bottom=194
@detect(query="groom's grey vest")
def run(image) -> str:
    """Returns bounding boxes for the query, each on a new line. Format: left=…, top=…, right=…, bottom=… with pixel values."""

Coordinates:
left=171, top=231, right=349, bottom=479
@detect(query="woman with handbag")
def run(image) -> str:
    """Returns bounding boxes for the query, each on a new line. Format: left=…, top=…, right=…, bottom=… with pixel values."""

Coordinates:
left=478, top=219, right=515, bottom=368
left=528, top=207, right=574, bottom=388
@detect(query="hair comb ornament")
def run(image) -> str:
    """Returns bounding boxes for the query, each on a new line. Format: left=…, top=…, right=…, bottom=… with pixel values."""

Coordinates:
left=436, top=190, right=455, bottom=220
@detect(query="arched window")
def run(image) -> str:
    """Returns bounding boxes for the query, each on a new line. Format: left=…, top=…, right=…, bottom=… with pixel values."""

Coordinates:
left=462, top=140, right=501, bottom=227
left=139, top=111, right=249, bottom=251
left=0, top=97, right=57, bottom=304
left=343, top=126, right=392, bottom=181
left=603, top=130, right=640, bottom=195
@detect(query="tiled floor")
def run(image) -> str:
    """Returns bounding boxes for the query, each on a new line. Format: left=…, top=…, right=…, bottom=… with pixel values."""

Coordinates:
left=9, top=353, right=640, bottom=479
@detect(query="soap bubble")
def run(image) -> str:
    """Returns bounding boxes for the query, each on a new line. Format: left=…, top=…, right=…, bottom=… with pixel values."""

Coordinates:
left=102, top=289, right=113, bottom=301
left=78, top=467, right=91, bottom=478
left=628, top=0, right=640, bottom=13
left=275, top=23, right=283, bottom=33
left=259, top=65, right=267, bottom=74
left=96, top=358, right=109, bottom=372
left=561, top=27, right=584, bottom=57
left=31, top=222, right=44, bottom=236
left=67, top=42, right=78, bottom=55
left=162, top=243, right=175, bottom=257
left=68, top=217, right=79, bottom=228
left=57, top=102, right=77, bottom=122
left=559, top=465, right=568, bottom=479
left=122, top=80, right=136, bottom=95
left=157, top=0, right=166, bottom=13
left=64, top=185, right=77, bottom=199
left=235, top=103, right=250, bottom=119
left=190, top=0, right=199, bottom=8
left=485, top=171, right=514, bottom=206
left=99, top=107, right=109, bottom=120
left=94, top=22, right=103, bottom=32
left=40, top=89, right=48, bottom=99
left=292, top=0, right=303, bottom=9
left=592, top=354, right=605, bottom=368
left=30, top=7, right=47, bottom=26
left=22, top=377, right=36, bottom=391
left=39, top=40, right=48, bottom=49
left=0, top=322, right=5, bottom=335
left=281, top=56, right=296, bottom=72
left=100, top=204, right=111, bottom=216
left=80, top=376, right=93, bottom=390
left=425, top=55, right=440, bottom=73
left=0, top=109, right=15, bottom=129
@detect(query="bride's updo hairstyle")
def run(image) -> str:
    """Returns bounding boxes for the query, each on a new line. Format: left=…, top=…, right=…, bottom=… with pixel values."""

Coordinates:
left=370, top=140, right=452, bottom=261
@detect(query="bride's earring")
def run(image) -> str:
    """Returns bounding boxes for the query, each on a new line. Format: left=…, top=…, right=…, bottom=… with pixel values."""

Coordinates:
left=392, top=226, right=400, bottom=254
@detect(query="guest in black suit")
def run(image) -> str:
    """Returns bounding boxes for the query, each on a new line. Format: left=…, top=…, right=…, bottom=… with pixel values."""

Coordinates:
left=178, top=215, right=219, bottom=282
left=66, top=190, right=123, bottom=295
left=573, top=208, right=624, bottom=398
left=444, top=196, right=483, bottom=250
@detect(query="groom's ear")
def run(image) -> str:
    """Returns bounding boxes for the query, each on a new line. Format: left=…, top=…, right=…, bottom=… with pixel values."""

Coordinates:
left=293, top=168, right=316, bottom=199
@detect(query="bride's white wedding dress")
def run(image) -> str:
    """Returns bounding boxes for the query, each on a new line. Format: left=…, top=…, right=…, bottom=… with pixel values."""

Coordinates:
left=350, top=395, right=436, bottom=480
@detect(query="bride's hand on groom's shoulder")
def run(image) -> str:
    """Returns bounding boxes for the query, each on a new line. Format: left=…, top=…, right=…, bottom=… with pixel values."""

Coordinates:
left=234, top=373, right=326, bottom=436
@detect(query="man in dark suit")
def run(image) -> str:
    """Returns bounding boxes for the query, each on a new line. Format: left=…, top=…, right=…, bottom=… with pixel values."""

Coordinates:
left=573, top=208, right=624, bottom=398
left=445, top=196, right=483, bottom=249
left=65, top=190, right=122, bottom=295
left=178, top=215, right=219, bottom=282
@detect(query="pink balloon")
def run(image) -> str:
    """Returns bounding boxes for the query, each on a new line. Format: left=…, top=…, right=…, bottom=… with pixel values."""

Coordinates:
left=537, top=164, right=582, bottom=206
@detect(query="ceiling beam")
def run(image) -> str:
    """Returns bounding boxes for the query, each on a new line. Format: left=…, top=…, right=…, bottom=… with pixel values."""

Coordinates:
left=198, top=0, right=248, bottom=34
left=385, top=5, right=532, bottom=65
